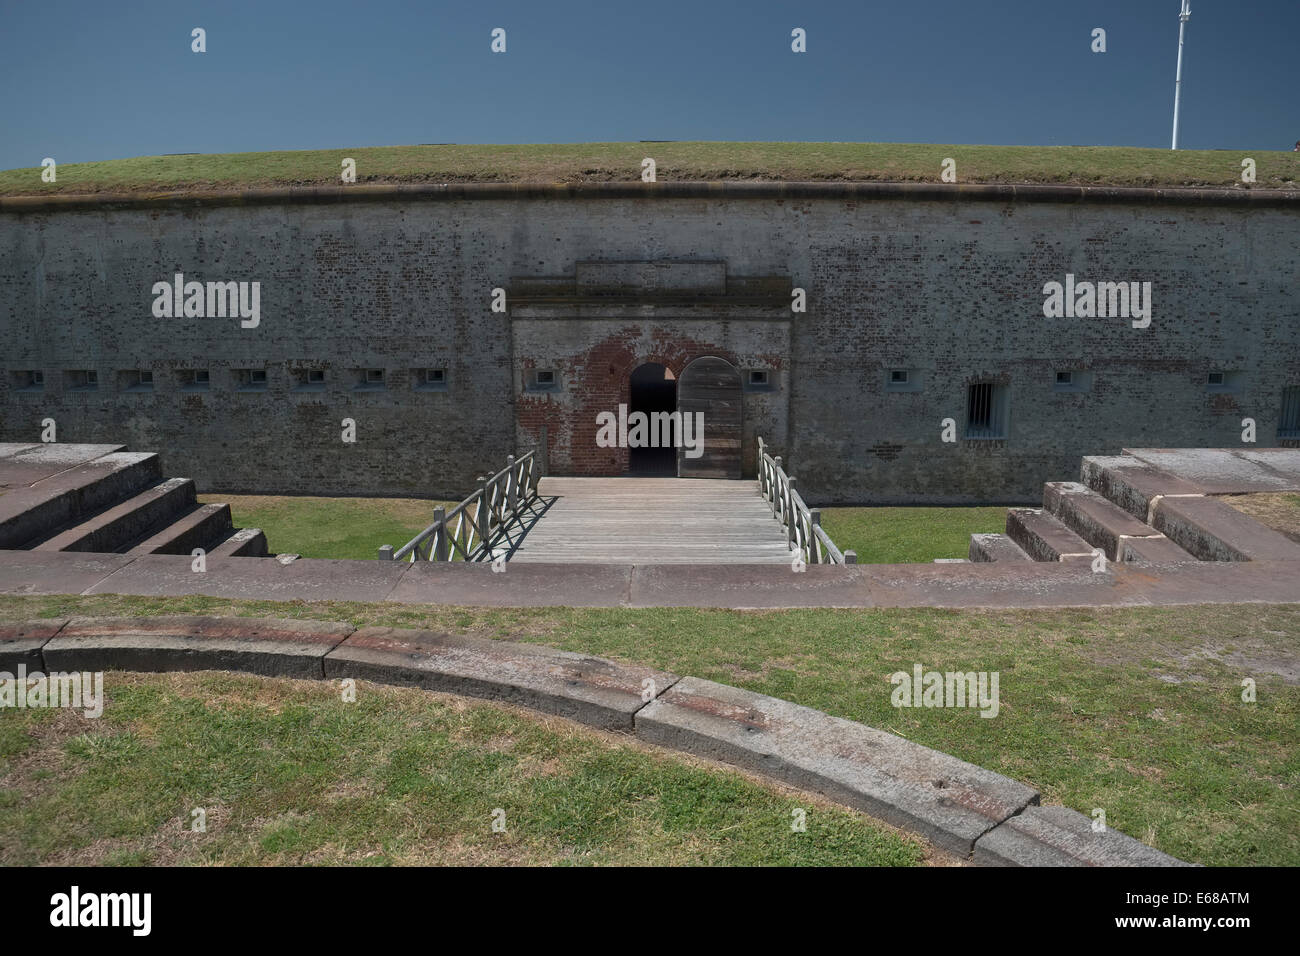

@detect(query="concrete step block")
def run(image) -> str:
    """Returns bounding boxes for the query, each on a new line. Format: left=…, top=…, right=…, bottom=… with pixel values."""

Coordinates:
left=43, top=616, right=353, bottom=678
left=1080, top=455, right=1202, bottom=522
left=974, top=805, right=1195, bottom=867
left=969, top=533, right=1034, bottom=563
left=0, top=452, right=162, bottom=549
left=1006, top=508, right=1096, bottom=564
left=0, top=443, right=126, bottom=488
left=1118, top=534, right=1198, bottom=567
left=127, top=503, right=233, bottom=556
left=33, top=477, right=196, bottom=554
left=210, top=527, right=269, bottom=557
left=1123, top=447, right=1300, bottom=495
left=1044, top=481, right=1164, bottom=561
left=1151, top=495, right=1300, bottom=562
left=634, top=676, right=1039, bottom=858
left=324, top=626, right=680, bottom=731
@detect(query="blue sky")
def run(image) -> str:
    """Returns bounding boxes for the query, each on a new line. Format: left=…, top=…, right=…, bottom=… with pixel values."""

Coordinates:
left=1, top=0, right=1296, bottom=170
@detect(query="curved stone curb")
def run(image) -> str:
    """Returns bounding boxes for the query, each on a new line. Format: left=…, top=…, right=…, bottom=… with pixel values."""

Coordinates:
left=42, top=616, right=352, bottom=678
left=974, top=806, right=1196, bottom=867
left=0, top=620, right=66, bottom=669
left=635, top=675, right=1037, bottom=858
left=323, top=626, right=678, bottom=732
left=1, top=616, right=1194, bottom=866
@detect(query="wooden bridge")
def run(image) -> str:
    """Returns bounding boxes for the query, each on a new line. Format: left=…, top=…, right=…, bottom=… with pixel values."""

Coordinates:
left=507, top=477, right=795, bottom=564
left=382, top=438, right=849, bottom=566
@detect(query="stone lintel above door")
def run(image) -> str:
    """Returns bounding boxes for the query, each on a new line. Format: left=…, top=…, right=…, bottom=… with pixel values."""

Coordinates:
left=508, top=260, right=793, bottom=320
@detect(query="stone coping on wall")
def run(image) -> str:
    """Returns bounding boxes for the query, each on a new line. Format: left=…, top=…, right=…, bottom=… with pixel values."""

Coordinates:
left=3, top=181, right=1299, bottom=214
left=0, top=615, right=1194, bottom=866
left=2, top=549, right=1298, bottom=609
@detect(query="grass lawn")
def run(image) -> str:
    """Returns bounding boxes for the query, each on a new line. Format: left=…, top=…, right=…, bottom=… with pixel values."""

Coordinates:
left=0, top=671, right=926, bottom=866
left=197, top=494, right=455, bottom=560
left=1226, top=492, right=1300, bottom=544
left=3, top=142, right=1297, bottom=195
left=203, top=494, right=1004, bottom=564
left=1, top=594, right=1296, bottom=866
left=819, top=506, right=1010, bottom=563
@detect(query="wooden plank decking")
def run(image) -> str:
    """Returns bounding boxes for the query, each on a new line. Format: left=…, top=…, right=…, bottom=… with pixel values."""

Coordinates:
left=506, top=477, right=795, bottom=564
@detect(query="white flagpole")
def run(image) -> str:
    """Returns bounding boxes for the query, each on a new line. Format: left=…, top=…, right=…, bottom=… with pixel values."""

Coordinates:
left=1171, top=0, right=1192, bottom=150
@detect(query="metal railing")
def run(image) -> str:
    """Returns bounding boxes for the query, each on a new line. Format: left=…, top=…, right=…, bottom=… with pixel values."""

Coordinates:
left=757, top=436, right=855, bottom=565
left=380, top=440, right=544, bottom=563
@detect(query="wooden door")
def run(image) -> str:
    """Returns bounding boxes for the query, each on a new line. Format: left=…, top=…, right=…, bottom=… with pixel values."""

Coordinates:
left=676, top=356, right=742, bottom=479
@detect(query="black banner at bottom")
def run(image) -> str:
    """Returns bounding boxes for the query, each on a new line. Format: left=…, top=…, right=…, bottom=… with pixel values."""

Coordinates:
left=0, top=864, right=1274, bottom=942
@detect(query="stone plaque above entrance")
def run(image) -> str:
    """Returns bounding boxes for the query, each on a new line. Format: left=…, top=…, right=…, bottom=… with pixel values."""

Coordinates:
left=509, top=260, right=792, bottom=320
left=575, top=260, right=726, bottom=295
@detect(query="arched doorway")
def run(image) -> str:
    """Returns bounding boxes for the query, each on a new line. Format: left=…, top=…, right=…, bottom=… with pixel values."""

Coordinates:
left=677, top=356, right=742, bottom=479
left=628, top=362, right=677, bottom=476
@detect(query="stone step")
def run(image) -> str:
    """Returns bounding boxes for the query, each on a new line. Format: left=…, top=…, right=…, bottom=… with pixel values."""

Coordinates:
left=1151, top=495, right=1300, bottom=562
left=1043, top=481, right=1166, bottom=562
left=0, top=452, right=162, bottom=549
left=32, top=478, right=196, bottom=553
left=210, top=527, right=269, bottom=558
left=0, top=443, right=127, bottom=489
left=1006, top=508, right=1096, bottom=564
left=968, top=533, right=1034, bottom=563
left=1079, top=455, right=1203, bottom=522
left=1119, top=533, right=1199, bottom=567
left=127, top=503, right=234, bottom=556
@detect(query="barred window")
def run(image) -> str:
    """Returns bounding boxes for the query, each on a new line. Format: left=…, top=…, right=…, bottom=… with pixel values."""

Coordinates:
left=966, top=382, right=1009, bottom=439
left=1279, top=386, right=1300, bottom=439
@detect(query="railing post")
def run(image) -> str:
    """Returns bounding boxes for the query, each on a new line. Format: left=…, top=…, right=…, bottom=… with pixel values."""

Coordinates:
left=786, top=477, right=798, bottom=552
left=432, top=506, right=449, bottom=561
left=844, top=550, right=857, bottom=565
left=771, top=457, right=782, bottom=519
left=506, top=455, right=517, bottom=514
left=476, top=477, right=489, bottom=556
left=756, top=437, right=764, bottom=489
left=378, top=544, right=393, bottom=561
left=809, top=508, right=823, bottom=565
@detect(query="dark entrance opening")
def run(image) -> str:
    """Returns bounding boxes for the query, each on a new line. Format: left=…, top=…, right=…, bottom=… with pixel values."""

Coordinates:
left=628, top=363, right=677, bottom=476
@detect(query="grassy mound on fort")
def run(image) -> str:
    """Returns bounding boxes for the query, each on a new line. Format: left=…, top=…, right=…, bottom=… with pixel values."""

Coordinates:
left=3, top=142, right=1298, bottom=195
